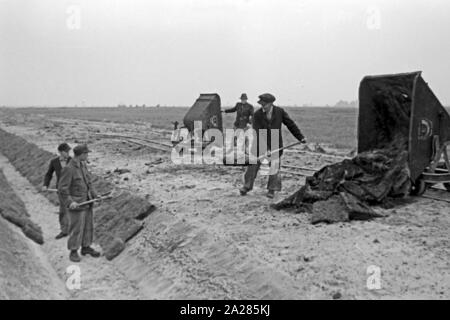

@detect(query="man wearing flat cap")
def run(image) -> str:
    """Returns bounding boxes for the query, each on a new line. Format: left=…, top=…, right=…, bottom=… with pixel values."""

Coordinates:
left=43, top=143, right=72, bottom=239
left=58, top=144, right=100, bottom=262
left=223, top=93, right=255, bottom=159
left=223, top=93, right=254, bottom=130
left=240, top=93, right=306, bottom=199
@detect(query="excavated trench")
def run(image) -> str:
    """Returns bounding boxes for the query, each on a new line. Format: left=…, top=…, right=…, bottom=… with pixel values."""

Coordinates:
left=0, top=169, right=67, bottom=299
left=0, top=128, right=303, bottom=299
left=0, top=169, right=43, bottom=244
left=0, top=128, right=156, bottom=260
left=1, top=111, right=450, bottom=299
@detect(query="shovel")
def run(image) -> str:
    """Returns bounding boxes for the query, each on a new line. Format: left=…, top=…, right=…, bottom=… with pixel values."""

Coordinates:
left=72, top=190, right=117, bottom=208
left=256, top=141, right=304, bottom=161
left=221, top=140, right=305, bottom=166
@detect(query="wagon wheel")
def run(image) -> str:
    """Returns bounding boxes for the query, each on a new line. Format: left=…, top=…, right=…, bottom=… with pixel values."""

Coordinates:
left=410, top=179, right=427, bottom=196
left=444, top=183, right=450, bottom=191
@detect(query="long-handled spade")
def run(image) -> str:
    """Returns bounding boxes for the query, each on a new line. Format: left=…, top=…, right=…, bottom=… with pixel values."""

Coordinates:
left=256, top=141, right=304, bottom=162
left=74, top=190, right=118, bottom=208
left=222, top=140, right=305, bottom=166
left=45, top=188, right=112, bottom=200
left=255, top=141, right=305, bottom=175
left=43, top=188, right=120, bottom=207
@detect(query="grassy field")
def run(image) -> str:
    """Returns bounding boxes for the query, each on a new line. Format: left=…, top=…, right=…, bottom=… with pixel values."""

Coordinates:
left=3, top=106, right=360, bottom=149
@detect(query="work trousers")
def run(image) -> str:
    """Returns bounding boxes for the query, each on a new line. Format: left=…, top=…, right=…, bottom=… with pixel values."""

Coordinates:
left=67, top=206, right=94, bottom=251
left=58, top=193, right=69, bottom=234
left=243, top=158, right=282, bottom=192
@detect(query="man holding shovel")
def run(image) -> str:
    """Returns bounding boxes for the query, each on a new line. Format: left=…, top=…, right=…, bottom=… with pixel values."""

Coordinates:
left=59, top=144, right=101, bottom=262
left=239, top=93, right=306, bottom=199
left=42, top=142, right=72, bottom=239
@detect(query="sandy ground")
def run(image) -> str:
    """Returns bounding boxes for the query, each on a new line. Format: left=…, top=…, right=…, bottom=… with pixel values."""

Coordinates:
left=0, top=111, right=449, bottom=299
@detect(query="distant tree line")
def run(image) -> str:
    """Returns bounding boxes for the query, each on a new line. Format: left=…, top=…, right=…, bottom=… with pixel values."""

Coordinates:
left=334, top=100, right=358, bottom=108
left=117, top=104, right=149, bottom=108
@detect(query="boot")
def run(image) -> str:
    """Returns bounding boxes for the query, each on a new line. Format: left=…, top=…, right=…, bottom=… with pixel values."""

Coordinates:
left=267, top=190, right=275, bottom=199
left=69, top=250, right=81, bottom=263
left=81, top=247, right=101, bottom=258
left=239, top=187, right=249, bottom=196
left=55, top=232, right=68, bottom=240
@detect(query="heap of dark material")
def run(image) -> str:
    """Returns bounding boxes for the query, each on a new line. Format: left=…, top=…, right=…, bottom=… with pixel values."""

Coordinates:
left=273, top=80, right=413, bottom=224
left=366, top=78, right=412, bottom=149
left=273, top=136, right=410, bottom=223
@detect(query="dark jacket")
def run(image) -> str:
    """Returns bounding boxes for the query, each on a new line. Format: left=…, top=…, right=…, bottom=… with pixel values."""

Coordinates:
left=252, top=105, right=304, bottom=157
left=58, top=158, right=97, bottom=209
left=225, top=102, right=254, bottom=129
left=43, top=156, right=72, bottom=188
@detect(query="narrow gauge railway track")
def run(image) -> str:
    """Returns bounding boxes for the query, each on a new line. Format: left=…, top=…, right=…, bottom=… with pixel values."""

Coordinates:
left=94, top=133, right=172, bottom=151
left=420, top=194, right=450, bottom=203
left=81, top=133, right=450, bottom=202
left=95, top=133, right=324, bottom=176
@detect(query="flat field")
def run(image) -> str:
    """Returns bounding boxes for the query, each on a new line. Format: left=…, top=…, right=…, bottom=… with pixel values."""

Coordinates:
left=3, top=106, right=358, bottom=149
left=0, top=106, right=449, bottom=299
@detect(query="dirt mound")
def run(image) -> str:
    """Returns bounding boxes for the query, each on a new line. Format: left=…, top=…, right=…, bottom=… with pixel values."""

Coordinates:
left=0, top=169, right=43, bottom=244
left=0, top=128, right=156, bottom=259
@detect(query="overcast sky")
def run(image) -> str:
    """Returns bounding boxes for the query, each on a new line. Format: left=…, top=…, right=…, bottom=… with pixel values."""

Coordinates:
left=1, top=0, right=450, bottom=107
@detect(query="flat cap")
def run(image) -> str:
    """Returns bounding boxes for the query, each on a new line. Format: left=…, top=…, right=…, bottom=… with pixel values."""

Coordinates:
left=73, top=144, right=91, bottom=156
left=57, top=142, right=71, bottom=152
left=258, top=93, right=276, bottom=104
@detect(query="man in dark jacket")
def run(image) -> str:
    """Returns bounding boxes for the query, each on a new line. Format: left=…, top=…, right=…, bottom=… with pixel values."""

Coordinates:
left=224, top=93, right=254, bottom=129
left=43, top=142, right=72, bottom=239
left=58, top=144, right=100, bottom=262
left=240, top=93, right=306, bottom=199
